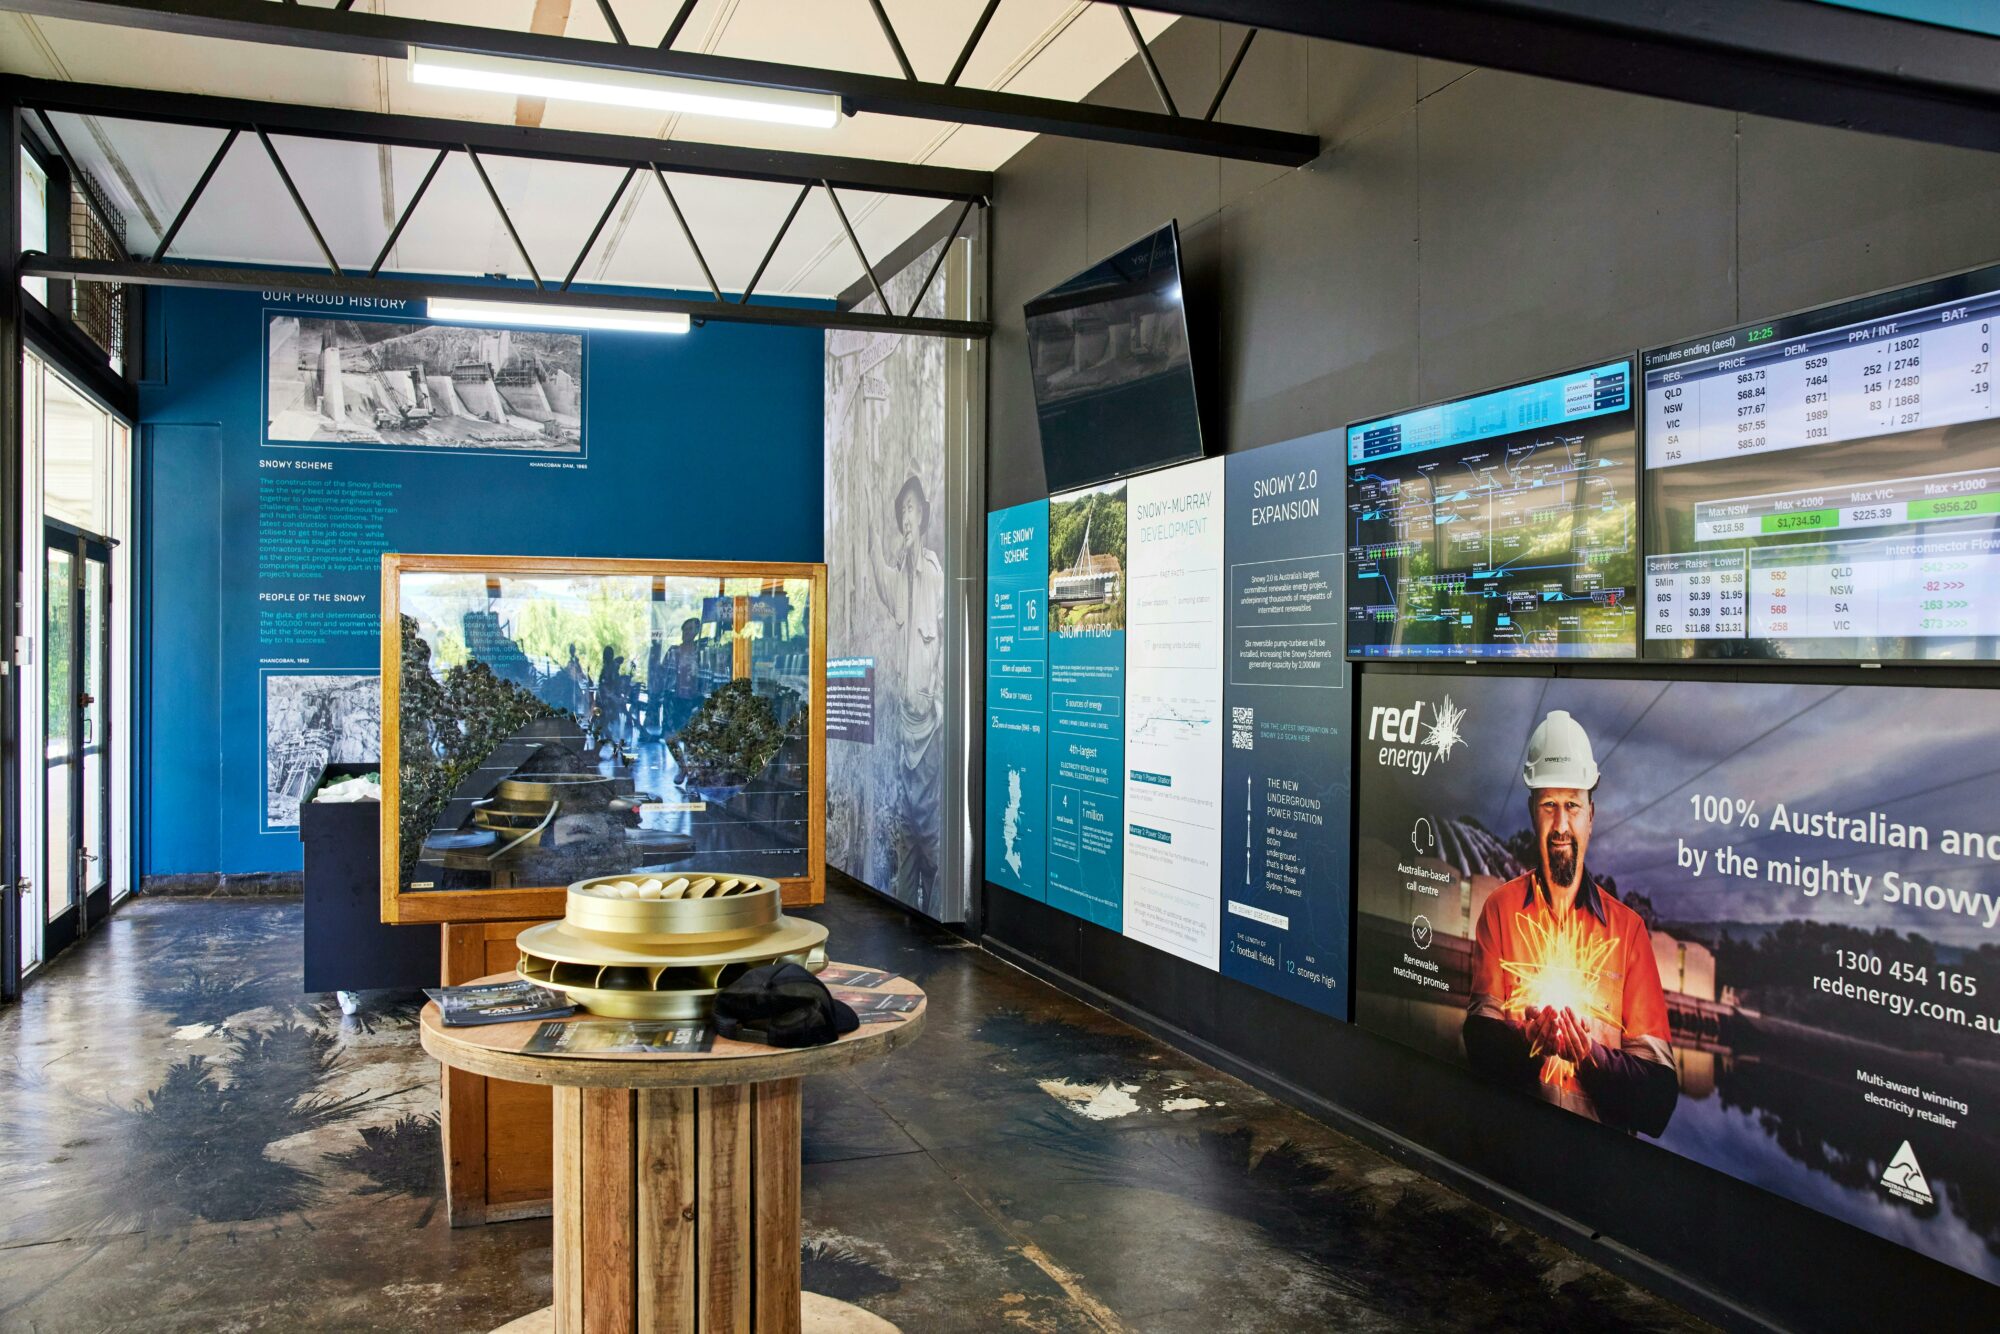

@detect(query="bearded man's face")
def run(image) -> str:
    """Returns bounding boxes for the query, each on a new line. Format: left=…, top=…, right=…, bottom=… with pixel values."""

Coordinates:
left=1531, top=787, right=1593, bottom=891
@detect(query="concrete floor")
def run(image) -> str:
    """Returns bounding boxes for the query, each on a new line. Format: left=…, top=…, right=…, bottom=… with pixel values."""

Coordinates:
left=0, top=882, right=1712, bottom=1333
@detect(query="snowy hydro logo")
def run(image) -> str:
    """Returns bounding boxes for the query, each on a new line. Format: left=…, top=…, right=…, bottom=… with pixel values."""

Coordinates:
left=1368, top=694, right=1469, bottom=777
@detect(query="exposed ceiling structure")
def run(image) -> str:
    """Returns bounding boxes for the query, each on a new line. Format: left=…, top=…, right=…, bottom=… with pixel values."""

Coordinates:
left=0, top=1, right=1293, bottom=309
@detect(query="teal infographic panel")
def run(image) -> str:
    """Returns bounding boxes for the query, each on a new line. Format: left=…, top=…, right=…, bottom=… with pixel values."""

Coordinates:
left=1046, top=479, right=1129, bottom=929
left=1220, top=433, right=1352, bottom=1017
left=985, top=436, right=1356, bottom=1024
left=985, top=501, right=1049, bottom=900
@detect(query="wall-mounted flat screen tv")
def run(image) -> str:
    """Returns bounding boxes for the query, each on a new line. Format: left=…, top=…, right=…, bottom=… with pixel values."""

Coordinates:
left=1026, top=222, right=1203, bottom=493
left=1643, top=260, right=2000, bottom=662
left=1345, top=361, right=1640, bottom=659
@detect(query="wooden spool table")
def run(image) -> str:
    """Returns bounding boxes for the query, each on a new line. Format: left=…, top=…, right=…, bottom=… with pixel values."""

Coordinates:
left=421, top=967, right=926, bottom=1333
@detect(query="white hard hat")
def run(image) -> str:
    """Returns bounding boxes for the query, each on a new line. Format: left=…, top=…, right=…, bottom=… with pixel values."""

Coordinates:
left=1522, top=710, right=1599, bottom=790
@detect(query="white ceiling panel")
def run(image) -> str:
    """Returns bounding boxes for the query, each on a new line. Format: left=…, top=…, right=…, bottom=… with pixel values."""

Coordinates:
left=5, top=1, right=1182, bottom=297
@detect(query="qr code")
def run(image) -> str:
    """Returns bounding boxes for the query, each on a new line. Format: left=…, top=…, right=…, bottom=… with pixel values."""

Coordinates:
left=1232, top=706, right=1254, bottom=749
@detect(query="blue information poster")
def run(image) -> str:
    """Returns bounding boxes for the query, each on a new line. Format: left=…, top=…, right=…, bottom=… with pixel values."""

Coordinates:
left=1046, top=479, right=1129, bottom=929
left=1220, top=432, right=1353, bottom=1017
left=984, top=501, right=1049, bottom=900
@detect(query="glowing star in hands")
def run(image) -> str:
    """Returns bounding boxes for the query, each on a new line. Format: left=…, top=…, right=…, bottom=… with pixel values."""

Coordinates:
left=1499, top=910, right=1623, bottom=1085
left=1422, top=693, right=1468, bottom=765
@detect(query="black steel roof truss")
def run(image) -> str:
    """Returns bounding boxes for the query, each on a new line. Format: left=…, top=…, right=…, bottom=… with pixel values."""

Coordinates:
left=940, top=0, right=996, bottom=88
left=1206, top=28, right=1256, bottom=122
left=18, top=254, right=993, bottom=339
left=371, top=146, right=449, bottom=278
left=866, top=0, right=920, bottom=83
left=905, top=197, right=974, bottom=320
left=822, top=182, right=887, bottom=317
left=16, top=85, right=992, bottom=336
left=1117, top=6, right=1178, bottom=118
left=593, top=0, right=629, bottom=47
left=737, top=183, right=811, bottom=307
left=257, top=126, right=341, bottom=276
left=649, top=164, right=722, bottom=302
left=152, top=126, right=235, bottom=263
left=7, top=78, right=992, bottom=202
left=0, top=1, right=1319, bottom=165
left=465, top=145, right=543, bottom=290
left=1140, top=0, right=2000, bottom=157
left=659, top=0, right=698, bottom=51
left=560, top=163, right=635, bottom=291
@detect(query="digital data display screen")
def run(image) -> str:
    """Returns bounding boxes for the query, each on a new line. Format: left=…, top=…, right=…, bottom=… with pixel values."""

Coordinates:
left=1644, top=261, right=2000, bottom=661
left=1345, top=362, right=1639, bottom=659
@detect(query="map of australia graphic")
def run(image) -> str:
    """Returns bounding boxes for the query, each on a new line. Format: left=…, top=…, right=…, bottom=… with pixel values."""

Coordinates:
left=1002, top=767, right=1025, bottom=878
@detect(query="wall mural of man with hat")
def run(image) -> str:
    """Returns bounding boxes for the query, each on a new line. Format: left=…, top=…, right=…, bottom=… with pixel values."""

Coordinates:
left=823, top=237, right=964, bottom=921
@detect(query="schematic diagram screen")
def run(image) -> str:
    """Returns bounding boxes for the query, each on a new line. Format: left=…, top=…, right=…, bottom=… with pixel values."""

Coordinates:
left=1345, top=362, right=1639, bottom=659
left=1644, top=261, right=2000, bottom=662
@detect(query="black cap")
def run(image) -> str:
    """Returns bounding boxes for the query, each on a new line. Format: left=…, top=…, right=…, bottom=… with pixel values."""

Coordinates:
left=713, top=962, right=858, bottom=1048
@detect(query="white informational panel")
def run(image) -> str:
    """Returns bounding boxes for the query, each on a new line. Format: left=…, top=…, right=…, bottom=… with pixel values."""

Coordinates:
left=1121, top=458, right=1226, bottom=968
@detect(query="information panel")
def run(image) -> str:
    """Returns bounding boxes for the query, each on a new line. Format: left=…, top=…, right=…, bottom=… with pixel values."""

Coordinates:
left=1123, top=460, right=1225, bottom=967
left=1046, top=480, right=1128, bottom=929
left=1354, top=671, right=2000, bottom=1285
left=1346, top=362, right=1640, bottom=659
left=985, top=501, right=1049, bottom=900
left=1644, top=260, right=2000, bottom=660
left=1220, top=433, right=1352, bottom=1017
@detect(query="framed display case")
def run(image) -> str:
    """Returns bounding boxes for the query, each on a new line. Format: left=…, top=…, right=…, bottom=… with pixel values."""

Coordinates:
left=380, top=553, right=826, bottom=925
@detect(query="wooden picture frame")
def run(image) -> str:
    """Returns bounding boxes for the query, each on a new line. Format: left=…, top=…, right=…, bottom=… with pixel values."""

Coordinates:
left=380, top=553, right=827, bottom=925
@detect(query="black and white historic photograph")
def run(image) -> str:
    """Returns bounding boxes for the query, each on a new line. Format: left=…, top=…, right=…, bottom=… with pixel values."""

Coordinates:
left=265, top=314, right=584, bottom=452
left=823, top=239, right=958, bottom=921
left=264, top=672, right=381, bottom=828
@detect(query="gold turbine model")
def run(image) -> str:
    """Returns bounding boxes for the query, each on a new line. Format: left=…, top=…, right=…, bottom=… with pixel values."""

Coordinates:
left=516, top=872, right=827, bottom=1020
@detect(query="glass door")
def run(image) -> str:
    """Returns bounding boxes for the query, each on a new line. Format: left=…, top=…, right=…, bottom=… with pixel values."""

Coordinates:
left=41, top=525, right=113, bottom=958
left=80, top=543, right=112, bottom=924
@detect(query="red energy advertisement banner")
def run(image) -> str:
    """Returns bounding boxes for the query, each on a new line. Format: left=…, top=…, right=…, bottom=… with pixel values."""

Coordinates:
left=1355, top=672, right=2000, bottom=1284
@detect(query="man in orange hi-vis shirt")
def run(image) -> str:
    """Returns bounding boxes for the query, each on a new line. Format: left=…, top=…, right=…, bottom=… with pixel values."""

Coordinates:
left=1463, top=710, right=1678, bottom=1136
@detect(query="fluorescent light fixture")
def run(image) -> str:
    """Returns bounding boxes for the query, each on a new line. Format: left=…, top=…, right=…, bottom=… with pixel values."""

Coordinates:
left=408, top=46, right=840, bottom=129
left=427, top=297, right=691, bottom=335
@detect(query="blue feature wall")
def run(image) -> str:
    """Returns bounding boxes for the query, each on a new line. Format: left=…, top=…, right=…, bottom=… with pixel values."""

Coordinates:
left=140, top=285, right=825, bottom=878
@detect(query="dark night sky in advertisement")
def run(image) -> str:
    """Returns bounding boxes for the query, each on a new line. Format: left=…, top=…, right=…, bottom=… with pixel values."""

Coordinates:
left=1390, top=677, right=2000, bottom=947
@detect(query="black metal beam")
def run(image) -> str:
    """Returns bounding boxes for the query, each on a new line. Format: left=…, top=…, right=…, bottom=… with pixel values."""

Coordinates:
left=648, top=165, right=721, bottom=302
left=370, top=145, right=449, bottom=277
left=559, top=163, right=634, bottom=290
left=738, top=184, right=810, bottom=307
left=0, top=1, right=1320, bottom=165
left=945, top=0, right=1002, bottom=89
left=1141, top=0, right=2000, bottom=156
left=1205, top=28, right=1256, bottom=123
left=659, top=0, right=698, bottom=51
left=1117, top=6, right=1178, bottom=118
left=7, top=77, right=991, bottom=202
left=151, top=125, right=235, bottom=261
left=20, top=254, right=995, bottom=339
